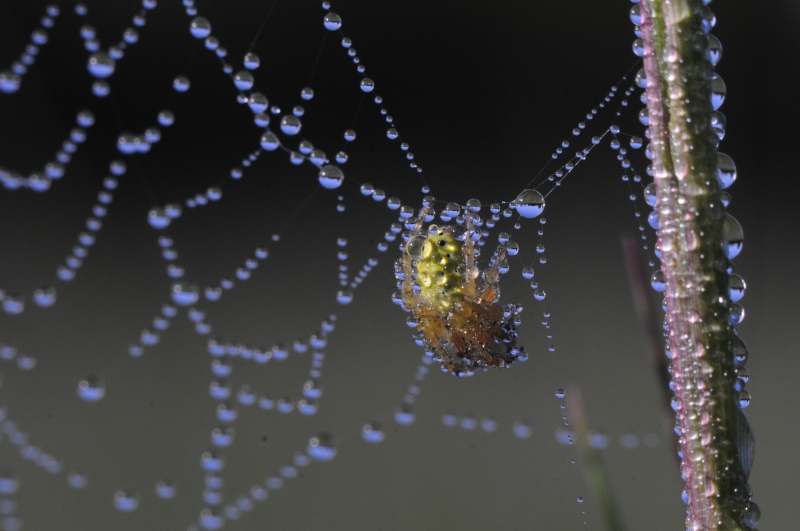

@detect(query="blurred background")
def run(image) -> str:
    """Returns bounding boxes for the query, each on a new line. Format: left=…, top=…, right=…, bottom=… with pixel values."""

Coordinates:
left=1, top=0, right=798, bottom=529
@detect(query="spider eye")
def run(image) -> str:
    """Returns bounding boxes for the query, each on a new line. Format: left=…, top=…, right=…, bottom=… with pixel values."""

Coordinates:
left=438, top=240, right=446, bottom=246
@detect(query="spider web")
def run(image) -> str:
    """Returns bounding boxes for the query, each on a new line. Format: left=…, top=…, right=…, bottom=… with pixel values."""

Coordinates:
left=0, top=1, right=686, bottom=529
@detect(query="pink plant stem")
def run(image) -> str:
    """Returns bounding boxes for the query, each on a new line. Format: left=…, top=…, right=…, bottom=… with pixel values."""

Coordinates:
left=639, top=0, right=751, bottom=529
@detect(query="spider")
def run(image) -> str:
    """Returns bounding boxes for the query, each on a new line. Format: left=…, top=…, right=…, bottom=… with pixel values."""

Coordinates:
left=397, top=202, right=522, bottom=377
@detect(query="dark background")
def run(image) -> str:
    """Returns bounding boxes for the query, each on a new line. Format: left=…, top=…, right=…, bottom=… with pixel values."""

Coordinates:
left=1, top=0, right=798, bottom=529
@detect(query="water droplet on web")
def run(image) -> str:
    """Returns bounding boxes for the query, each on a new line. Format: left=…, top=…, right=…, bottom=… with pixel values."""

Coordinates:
left=533, top=289, right=546, bottom=301
left=0, top=70, right=22, bottom=93
left=360, top=78, right=374, bottom=92
left=395, top=404, right=415, bottom=425
left=318, top=165, right=344, bottom=189
left=87, top=52, right=115, bottom=78
left=513, top=190, right=545, bottom=219
left=243, top=52, right=260, bottom=70
left=33, top=286, right=56, bottom=307
left=323, top=13, right=342, bottom=30
left=173, top=75, right=190, bottom=92
left=113, top=488, right=139, bottom=511
left=68, top=471, right=88, bottom=489
left=336, top=290, right=353, bottom=304
left=77, top=376, right=105, bottom=402
left=260, top=133, right=279, bottom=151
left=171, top=282, right=199, bottom=306
left=729, top=273, right=746, bottom=302
left=155, top=479, right=176, bottom=499
left=280, top=115, right=301, bottom=135
left=190, top=16, right=211, bottom=38
left=555, top=389, right=565, bottom=399
left=513, top=421, right=532, bottom=439
left=2, top=295, right=25, bottom=315
left=233, top=71, right=254, bottom=91
left=307, top=432, right=337, bottom=461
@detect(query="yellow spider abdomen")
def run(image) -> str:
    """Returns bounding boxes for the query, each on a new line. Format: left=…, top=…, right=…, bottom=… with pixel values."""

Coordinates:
left=406, top=227, right=464, bottom=312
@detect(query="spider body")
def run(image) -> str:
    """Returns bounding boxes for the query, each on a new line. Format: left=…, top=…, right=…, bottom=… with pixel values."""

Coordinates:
left=400, top=206, right=521, bottom=376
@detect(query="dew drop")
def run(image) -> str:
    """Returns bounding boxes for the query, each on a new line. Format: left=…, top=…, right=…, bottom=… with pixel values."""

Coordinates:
left=77, top=376, right=105, bottom=402
left=171, top=282, right=199, bottom=306
left=360, top=78, right=374, bottom=92
left=323, top=13, right=342, bottom=30
left=280, top=115, right=302, bottom=135
left=336, top=290, right=353, bottom=304
left=189, top=16, right=211, bottom=38
left=722, top=214, right=743, bottom=259
left=155, top=480, right=176, bottom=499
left=512, top=189, right=545, bottom=219
left=743, top=501, right=760, bottom=526
left=243, top=52, right=260, bottom=70
left=650, top=270, right=666, bottom=292
left=307, top=432, right=337, bottom=461
left=710, top=74, right=726, bottom=110
left=147, top=208, right=170, bottom=229
left=706, top=34, right=722, bottom=65
left=233, top=71, right=254, bottom=91
left=318, top=165, right=344, bottom=189
left=33, top=286, right=56, bottom=307
left=113, top=488, right=139, bottom=512
left=513, top=421, right=532, bottom=439
left=632, top=38, right=644, bottom=57
left=717, top=152, right=736, bottom=189
left=173, top=75, right=190, bottom=92
left=87, top=52, right=115, bottom=78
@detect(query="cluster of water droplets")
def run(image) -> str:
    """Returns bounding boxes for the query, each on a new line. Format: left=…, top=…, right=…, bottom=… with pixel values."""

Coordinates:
left=0, top=4, right=59, bottom=96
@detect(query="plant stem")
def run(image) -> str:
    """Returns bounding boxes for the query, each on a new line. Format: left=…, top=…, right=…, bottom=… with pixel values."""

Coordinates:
left=639, top=1, right=752, bottom=529
left=620, top=235, right=679, bottom=461
left=566, top=387, right=626, bottom=531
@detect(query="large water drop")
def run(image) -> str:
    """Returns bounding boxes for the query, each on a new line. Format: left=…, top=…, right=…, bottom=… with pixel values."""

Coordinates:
left=323, top=13, right=342, bottom=30
left=513, top=190, right=545, bottom=219
left=87, top=52, right=115, bottom=78
left=190, top=17, right=211, bottom=38
left=318, top=165, right=344, bottom=189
